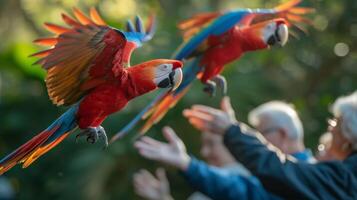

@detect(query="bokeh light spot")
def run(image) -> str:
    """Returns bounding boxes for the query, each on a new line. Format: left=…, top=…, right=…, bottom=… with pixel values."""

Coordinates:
left=334, top=42, right=349, bottom=57
left=313, top=15, right=329, bottom=31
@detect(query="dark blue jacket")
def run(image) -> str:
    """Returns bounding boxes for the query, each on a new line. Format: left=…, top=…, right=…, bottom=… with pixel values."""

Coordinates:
left=182, top=157, right=282, bottom=200
left=181, top=150, right=313, bottom=200
left=223, top=123, right=357, bottom=200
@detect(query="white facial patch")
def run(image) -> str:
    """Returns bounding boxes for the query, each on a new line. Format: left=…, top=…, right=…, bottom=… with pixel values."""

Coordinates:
left=263, top=22, right=277, bottom=44
left=153, top=63, right=173, bottom=85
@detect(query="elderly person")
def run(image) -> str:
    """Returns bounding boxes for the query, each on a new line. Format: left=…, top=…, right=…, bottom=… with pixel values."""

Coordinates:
left=135, top=127, right=281, bottom=200
left=133, top=100, right=314, bottom=200
left=134, top=131, right=250, bottom=200
left=248, top=101, right=314, bottom=162
left=183, top=91, right=357, bottom=199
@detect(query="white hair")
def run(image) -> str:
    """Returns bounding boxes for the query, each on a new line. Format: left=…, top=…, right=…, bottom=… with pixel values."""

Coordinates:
left=331, top=91, right=357, bottom=149
left=248, top=101, right=304, bottom=141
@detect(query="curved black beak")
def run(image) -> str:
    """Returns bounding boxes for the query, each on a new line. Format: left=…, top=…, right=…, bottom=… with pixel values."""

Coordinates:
left=267, top=28, right=280, bottom=46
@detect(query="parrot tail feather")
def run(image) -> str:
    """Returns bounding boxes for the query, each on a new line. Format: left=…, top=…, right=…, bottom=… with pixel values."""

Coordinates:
left=109, top=91, right=169, bottom=143
left=274, top=0, right=315, bottom=26
left=0, top=106, right=78, bottom=175
left=274, top=0, right=302, bottom=12
left=137, top=59, right=202, bottom=134
left=139, top=87, right=190, bottom=134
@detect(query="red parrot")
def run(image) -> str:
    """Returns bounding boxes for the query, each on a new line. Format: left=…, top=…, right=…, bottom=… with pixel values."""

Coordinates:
left=0, top=8, right=183, bottom=175
left=111, top=0, right=314, bottom=140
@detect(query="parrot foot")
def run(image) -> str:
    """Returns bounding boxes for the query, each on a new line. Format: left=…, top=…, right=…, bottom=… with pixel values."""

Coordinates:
left=203, top=80, right=216, bottom=97
left=212, top=75, right=227, bottom=95
left=76, top=126, right=108, bottom=148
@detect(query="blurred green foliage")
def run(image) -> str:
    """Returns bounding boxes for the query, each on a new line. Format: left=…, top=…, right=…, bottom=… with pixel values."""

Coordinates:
left=0, top=0, right=356, bottom=199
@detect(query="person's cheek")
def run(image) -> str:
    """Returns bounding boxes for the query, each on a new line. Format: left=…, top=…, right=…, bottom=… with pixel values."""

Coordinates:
left=330, top=134, right=341, bottom=157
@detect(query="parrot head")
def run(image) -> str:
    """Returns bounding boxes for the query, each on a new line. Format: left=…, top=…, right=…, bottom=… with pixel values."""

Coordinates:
left=261, top=19, right=289, bottom=47
left=247, top=18, right=289, bottom=48
left=128, top=59, right=183, bottom=92
left=152, top=61, right=183, bottom=90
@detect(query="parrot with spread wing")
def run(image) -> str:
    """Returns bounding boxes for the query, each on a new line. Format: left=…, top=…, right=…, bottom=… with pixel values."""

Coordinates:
left=0, top=8, right=183, bottom=175
left=111, top=0, right=313, bottom=141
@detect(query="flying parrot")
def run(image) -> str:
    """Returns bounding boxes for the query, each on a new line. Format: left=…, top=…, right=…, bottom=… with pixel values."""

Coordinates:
left=111, top=0, right=314, bottom=141
left=0, top=8, right=183, bottom=175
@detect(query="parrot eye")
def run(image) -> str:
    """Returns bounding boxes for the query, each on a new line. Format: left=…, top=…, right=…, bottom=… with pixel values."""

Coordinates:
left=159, top=64, right=172, bottom=72
left=268, top=23, right=275, bottom=30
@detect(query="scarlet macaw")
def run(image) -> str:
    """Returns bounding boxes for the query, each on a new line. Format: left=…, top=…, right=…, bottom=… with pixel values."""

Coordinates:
left=0, top=8, right=183, bottom=175
left=111, top=0, right=313, bottom=141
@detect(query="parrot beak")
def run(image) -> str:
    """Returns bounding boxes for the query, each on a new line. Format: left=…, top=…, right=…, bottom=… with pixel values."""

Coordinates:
left=155, top=60, right=183, bottom=90
left=267, top=23, right=289, bottom=47
left=277, top=24, right=288, bottom=46
left=170, top=68, right=183, bottom=91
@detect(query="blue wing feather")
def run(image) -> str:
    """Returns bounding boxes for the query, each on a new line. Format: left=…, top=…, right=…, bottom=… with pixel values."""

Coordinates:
left=174, top=9, right=251, bottom=60
left=120, top=15, right=157, bottom=47
left=122, top=31, right=146, bottom=47
left=174, top=8, right=276, bottom=60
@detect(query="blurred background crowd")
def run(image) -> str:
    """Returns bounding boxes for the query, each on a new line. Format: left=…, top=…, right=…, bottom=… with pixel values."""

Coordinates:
left=0, top=0, right=356, bottom=199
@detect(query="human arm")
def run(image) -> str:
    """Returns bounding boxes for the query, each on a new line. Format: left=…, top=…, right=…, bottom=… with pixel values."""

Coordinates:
left=134, top=126, right=279, bottom=200
left=182, top=157, right=281, bottom=200
left=183, top=96, right=346, bottom=199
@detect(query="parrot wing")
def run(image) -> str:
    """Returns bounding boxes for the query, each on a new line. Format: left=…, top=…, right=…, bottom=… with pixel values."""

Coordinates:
left=175, top=0, right=313, bottom=59
left=31, top=8, right=155, bottom=106
left=242, top=0, right=314, bottom=34
left=173, top=9, right=253, bottom=60
left=178, top=11, right=222, bottom=42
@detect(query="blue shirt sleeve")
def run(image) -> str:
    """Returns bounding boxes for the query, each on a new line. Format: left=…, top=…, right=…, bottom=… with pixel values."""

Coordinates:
left=180, top=157, right=281, bottom=200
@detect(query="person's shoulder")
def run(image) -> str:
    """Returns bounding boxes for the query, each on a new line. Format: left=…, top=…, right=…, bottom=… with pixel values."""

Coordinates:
left=311, top=159, right=355, bottom=178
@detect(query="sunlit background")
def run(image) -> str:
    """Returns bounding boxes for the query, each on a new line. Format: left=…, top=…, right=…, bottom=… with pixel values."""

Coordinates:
left=0, top=0, right=356, bottom=199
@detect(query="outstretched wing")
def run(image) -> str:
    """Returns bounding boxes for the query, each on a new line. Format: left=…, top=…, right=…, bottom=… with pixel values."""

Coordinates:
left=32, top=8, right=155, bottom=106
left=174, top=9, right=253, bottom=60
left=242, top=0, right=314, bottom=34
left=175, top=0, right=313, bottom=60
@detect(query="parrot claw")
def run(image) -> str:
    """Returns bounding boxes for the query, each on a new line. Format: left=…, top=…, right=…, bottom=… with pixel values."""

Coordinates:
left=203, top=80, right=216, bottom=97
left=76, top=126, right=108, bottom=148
left=97, top=126, right=109, bottom=148
left=212, top=75, right=227, bottom=95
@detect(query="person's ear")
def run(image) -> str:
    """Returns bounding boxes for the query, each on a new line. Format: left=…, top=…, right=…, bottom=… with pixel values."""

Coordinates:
left=277, top=128, right=288, bottom=142
left=276, top=128, right=290, bottom=153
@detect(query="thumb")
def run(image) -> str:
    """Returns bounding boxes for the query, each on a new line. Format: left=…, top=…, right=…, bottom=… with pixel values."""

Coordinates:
left=163, top=126, right=181, bottom=146
left=156, top=168, right=168, bottom=184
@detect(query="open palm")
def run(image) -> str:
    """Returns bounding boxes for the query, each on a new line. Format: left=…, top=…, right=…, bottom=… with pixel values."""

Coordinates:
left=134, top=127, right=191, bottom=170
